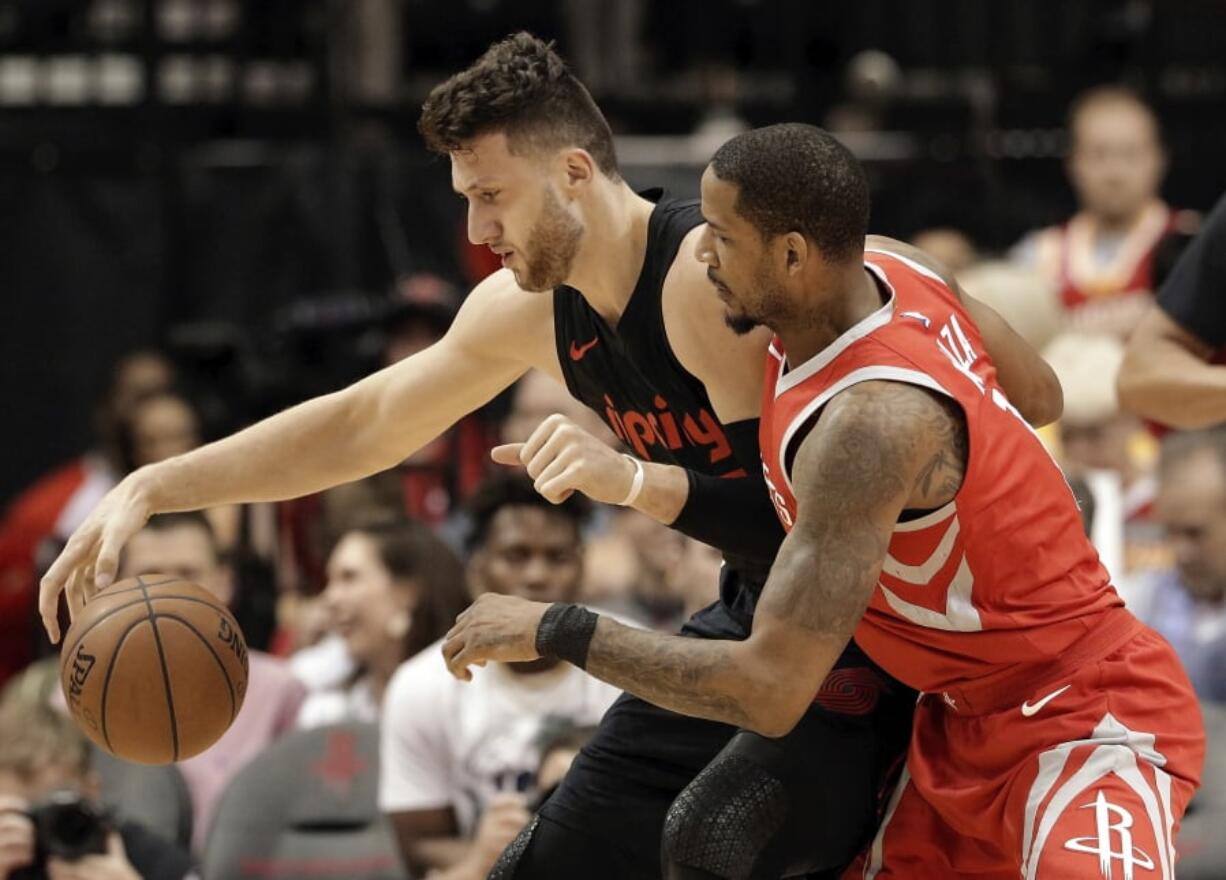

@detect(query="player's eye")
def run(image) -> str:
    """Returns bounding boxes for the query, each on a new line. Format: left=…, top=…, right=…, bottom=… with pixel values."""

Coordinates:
left=480, top=191, right=499, bottom=204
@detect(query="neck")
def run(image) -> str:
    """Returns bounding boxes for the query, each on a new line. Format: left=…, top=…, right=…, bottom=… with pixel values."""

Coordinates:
left=1090, top=199, right=1155, bottom=236
left=366, top=642, right=406, bottom=704
left=777, top=259, right=882, bottom=367
left=564, top=181, right=655, bottom=325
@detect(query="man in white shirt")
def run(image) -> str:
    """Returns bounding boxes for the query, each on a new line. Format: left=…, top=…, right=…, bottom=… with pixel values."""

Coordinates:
left=379, top=476, right=619, bottom=879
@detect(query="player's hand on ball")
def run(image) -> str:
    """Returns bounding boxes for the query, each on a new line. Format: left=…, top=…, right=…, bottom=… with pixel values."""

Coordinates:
left=492, top=414, right=636, bottom=506
left=442, top=594, right=548, bottom=680
left=39, top=474, right=153, bottom=643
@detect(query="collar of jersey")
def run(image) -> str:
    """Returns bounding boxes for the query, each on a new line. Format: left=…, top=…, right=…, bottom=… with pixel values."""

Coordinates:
left=775, top=261, right=896, bottom=397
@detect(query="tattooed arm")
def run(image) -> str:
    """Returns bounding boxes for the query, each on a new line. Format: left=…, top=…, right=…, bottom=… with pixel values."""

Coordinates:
left=443, top=381, right=966, bottom=737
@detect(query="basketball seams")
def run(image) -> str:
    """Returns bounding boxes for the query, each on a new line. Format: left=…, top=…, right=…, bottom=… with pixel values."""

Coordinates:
left=139, top=578, right=181, bottom=762
left=97, top=617, right=152, bottom=755
left=61, top=596, right=152, bottom=666
left=60, top=580, right=222, bottom=662
left=60, top=575, right=249, bottom=764
left=154, top=613, right=238, bottom=724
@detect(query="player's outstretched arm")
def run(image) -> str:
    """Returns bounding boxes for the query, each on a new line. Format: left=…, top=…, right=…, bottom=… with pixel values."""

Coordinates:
left=40, top=271, right=544, bottom=642
left=444, top=381, right=946, bottom=737
left=1117, top=305, right=1226, bottom=428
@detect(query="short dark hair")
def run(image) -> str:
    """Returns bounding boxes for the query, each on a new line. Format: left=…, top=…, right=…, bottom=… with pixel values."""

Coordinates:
left=419, top=32, right=619, bottom=177
left=464, top=473, right=590, bottom=554
left=710, top=123, right=869, bottom=261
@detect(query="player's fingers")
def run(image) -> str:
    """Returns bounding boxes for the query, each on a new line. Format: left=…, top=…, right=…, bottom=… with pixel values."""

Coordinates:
left=66, top=566, right=88, bottom=621
left=531, top=457, right=570, bottom=498
left=490, top=443, right=527, bottom=466
left=536, top=467, right=578, bottom=504
left=40, top=539, right=92, bottom=641
left=518, top=416, right=566, bottom=466
left=93, top=525, right=126, bottom=592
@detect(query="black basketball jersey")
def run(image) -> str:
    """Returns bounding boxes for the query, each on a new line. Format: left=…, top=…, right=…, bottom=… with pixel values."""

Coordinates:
left=554, top=191, right=745, bottom=481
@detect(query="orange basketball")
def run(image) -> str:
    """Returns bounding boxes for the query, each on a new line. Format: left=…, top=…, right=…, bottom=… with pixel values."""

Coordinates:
left=59, top=575, right=249, bottom=765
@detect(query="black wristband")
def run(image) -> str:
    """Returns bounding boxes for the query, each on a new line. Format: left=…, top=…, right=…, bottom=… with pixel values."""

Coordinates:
left=535, top=603, right=599, bottom=670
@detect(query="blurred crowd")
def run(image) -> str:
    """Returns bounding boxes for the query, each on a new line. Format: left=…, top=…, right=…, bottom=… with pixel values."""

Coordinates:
left=2, top=83, right=1226, bottom=879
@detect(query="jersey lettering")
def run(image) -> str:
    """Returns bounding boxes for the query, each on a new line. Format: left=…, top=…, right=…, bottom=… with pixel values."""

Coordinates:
left=936, top=313, right=986, bottom=394
left=603, top=394, right=733, bottom=465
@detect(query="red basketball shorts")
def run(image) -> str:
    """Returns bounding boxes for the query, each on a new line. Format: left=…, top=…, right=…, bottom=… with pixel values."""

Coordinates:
left=857, top=626, right=1205, bottom=879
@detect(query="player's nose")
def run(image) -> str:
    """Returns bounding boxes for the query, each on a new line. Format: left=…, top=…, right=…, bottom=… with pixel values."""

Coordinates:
left=694, top=226, right=717, bottom=267
left=465, top=206, right=499, bottom=247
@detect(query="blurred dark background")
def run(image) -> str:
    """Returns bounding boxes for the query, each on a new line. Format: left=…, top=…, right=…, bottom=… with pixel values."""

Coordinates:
left=4, top=0, right=1226, bottom=502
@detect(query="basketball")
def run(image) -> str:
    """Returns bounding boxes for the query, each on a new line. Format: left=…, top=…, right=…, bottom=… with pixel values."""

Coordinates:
left=59, top=575, right=249, bottom=765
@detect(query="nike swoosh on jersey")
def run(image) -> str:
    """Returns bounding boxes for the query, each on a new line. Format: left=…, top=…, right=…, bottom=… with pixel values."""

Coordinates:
left=1020, top=683, right=1071, bottom=717
left=569, top=337, right=599, bottom=361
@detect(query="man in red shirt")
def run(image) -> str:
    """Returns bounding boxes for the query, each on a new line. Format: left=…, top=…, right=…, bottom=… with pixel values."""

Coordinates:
left=1010, top=86, right=1184, bottom=339
left=446, top=124, right=1205, bottom=878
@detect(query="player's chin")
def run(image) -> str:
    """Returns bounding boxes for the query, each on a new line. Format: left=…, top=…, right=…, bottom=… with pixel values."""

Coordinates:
left=722, top=308, right=761, bottom=336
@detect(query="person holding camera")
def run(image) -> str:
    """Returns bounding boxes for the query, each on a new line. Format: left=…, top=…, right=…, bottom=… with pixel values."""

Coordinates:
left=0, top=702, right=196, bottom=880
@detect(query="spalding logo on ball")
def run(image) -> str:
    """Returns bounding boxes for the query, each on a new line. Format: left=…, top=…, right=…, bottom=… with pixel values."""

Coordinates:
left=59, top=575, right=250, bottom=765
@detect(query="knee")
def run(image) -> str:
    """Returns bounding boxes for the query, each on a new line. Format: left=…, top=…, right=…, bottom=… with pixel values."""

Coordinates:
left=661, top=751, right=790, bottom=880
left=487, top=816, right=539, bottom=880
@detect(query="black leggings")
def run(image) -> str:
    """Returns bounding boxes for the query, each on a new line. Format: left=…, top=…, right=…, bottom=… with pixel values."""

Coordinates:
left=490, top=645, right=913, bottom=879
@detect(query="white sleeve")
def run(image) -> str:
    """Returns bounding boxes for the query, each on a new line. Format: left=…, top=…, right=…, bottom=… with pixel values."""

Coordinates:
left=378, top=655, right=454, bottom=813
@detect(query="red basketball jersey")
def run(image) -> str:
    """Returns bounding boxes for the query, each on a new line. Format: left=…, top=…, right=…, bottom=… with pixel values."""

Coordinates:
left=759, top=249, right=1124, bottom=696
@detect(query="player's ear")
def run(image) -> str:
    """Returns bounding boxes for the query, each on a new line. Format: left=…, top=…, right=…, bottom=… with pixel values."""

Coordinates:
left=560, top=148, right=596, bottom=193
left=784, top=232, right=809, bottom=276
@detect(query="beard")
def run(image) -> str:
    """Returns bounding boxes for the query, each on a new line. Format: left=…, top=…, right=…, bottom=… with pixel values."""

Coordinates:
left=516, top=187, right=585, bottom=291
left=710, top=265, right=783, bottom=336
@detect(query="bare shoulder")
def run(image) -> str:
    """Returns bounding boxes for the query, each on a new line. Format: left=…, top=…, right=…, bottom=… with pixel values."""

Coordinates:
left=796, top=380, right=966, bottom=513
left=448, top=269, right=562, bottom=379
left=662, top=227, right=772, bottom=421
left=865, top=234, right=961, bottom=296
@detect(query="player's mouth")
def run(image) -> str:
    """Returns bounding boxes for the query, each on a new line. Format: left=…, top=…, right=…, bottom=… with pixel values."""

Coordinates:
left=707, top=268, right=733, bottom=297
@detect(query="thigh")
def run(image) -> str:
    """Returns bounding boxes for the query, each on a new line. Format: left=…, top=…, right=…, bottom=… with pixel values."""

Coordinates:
left=1015, top=740, right=1196, bottom=879
left=489, top=813, right=649, bottom=880
left=664, top=642, right=916, bottom=878
left=859, top=768, right=1014, bottom=880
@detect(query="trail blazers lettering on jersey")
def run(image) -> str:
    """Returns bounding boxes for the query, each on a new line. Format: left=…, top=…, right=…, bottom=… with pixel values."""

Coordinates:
left=601, top=394, right=740, bottom=470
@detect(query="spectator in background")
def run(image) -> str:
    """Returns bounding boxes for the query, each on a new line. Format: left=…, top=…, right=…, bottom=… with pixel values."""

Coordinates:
left=429, top=720, right=599, bottom=880
left=908, top=227, right=979, bottom=275
left=0, top=352, right=176, bottom=688
left=584, top=512, right=720, bottom=631
left=296, top=517, right=470, bottom=728
left=0, top=701, right=196, bottom=880
left=118, top=512, right=305, bottom=854
left=1130, top=428, right=1226, bottom=703
left=1119, top=190, right=1226, bottom=429
left=118, top=392, right=200, bottom=472
left=379, top=476, right=619, bottom=879
left=383, top=274, right=494, bottom=525
left=1042, top=333, right=1160, bottom=585
left=1010, top=86, right=1185, bottom=338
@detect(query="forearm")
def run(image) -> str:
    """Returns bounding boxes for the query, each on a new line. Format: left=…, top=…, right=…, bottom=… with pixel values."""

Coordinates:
left=1117, top=344, right=1226, bottom=429
left=584, top=617, right=793, bottom=735
left=133, top=390, right=395, bottom=513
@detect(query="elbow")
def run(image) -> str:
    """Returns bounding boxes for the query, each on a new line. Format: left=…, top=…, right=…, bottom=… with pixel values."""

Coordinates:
left=1033, top=373, right=1064, bottom=428
left=745, top=685, right=812, bottom=739
left=1018, top=367, right=1063, bottom=428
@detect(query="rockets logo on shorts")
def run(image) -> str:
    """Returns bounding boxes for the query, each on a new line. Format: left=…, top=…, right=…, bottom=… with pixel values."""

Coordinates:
left=1063, top=790, right=1155, bottom=880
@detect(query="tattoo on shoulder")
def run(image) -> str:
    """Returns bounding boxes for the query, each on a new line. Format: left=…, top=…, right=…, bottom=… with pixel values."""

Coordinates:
left=759, top=381, right=968, bottom=636
left=911, top=392, right=968, bottom=508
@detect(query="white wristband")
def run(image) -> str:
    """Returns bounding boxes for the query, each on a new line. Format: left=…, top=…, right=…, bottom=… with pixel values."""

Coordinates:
left=618, top=454, right=645, bottom=507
